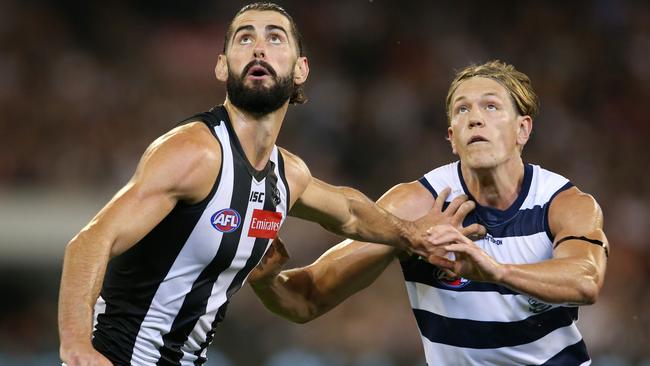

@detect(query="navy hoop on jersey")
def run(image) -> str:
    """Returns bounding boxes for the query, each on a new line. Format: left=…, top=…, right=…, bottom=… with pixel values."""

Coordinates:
left=91, top=106, right=290, bottom=365
left=403, top=161, right=591, bottom=365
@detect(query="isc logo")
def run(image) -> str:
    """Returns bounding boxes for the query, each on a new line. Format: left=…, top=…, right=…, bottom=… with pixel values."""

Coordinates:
left=210, top=208, right=241, bottom=233
left=250, top=191, right=264, bottom=203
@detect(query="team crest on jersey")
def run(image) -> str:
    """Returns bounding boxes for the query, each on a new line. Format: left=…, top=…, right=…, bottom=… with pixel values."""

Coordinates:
left=527, top=297, right=552, bottom=313
left=211, top=208, right=241, bottom=233
left=435, top=268, right=470, bottom=288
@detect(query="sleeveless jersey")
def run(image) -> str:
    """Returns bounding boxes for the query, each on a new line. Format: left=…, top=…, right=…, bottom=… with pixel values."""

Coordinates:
left=401, top=161, right=591, bottom=366
left=92, top=106, right=291, bottom=366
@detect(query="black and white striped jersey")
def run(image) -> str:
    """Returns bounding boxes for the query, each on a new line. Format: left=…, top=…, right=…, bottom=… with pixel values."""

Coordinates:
left=403, top=161, right=590, bottom=365
left=92, top=106, right=291, bottom=366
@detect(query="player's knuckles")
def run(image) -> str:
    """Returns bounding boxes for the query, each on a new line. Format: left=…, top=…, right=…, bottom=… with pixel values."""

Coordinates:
left=456, top=201, right=475, bottom=216
left=439, top=188, right=451, bottom=201
left=463, top=224, right=486, bottom=239
left=435, top=223, right=454, bottom=232
left=445, top=200, right=462, bottom=215
left=450, top=195, right=468, bottom=207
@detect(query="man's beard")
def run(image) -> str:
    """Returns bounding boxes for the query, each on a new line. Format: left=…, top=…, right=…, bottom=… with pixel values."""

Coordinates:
left=227, top=60, right=294, bottom=116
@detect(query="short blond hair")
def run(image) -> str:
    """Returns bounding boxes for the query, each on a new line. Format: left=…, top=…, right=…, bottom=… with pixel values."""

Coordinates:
left=445, top=60, right=539, bottom=123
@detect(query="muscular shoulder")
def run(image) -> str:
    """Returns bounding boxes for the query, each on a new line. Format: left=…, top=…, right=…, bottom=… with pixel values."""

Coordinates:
left=377, top=181, right=436, bottom=221
left=135, top=122, right=221, bottom=204
left=548, top=186, right=604, bottom=236
left=278, top=147, right=311, bottom=205
left=375, top=181, right=436, bottom=260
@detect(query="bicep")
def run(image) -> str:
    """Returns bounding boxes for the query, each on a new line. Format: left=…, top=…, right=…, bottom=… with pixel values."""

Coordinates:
left=549, top=188, right=608, bottom=270
left=376, top=181, right=436, bottom=221
left=91, top=180, right=178, bottom=257
left=84, top=157, right=188, bottom=257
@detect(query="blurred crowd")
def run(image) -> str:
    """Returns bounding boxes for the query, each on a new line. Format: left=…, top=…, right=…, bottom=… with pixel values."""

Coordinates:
left=1, top=0, right=649, bottom=365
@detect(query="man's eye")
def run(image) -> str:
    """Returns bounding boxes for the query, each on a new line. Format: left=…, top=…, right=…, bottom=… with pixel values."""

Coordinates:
left=240, top=36, right=252, bottom=45
left=269, top=35, right=283, bottom=44
left=486, top=104, right=497, bottom=111
left=458, top=106, right=469, bottom=113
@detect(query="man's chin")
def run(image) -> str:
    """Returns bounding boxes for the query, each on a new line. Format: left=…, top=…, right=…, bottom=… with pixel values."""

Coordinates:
left=462, top=155, right=499, bottom=170
left=244, top=78, right=274, bottom=90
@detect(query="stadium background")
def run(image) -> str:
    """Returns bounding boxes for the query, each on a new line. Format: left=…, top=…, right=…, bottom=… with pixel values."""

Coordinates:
left=1, top=0, right=648, bottom=365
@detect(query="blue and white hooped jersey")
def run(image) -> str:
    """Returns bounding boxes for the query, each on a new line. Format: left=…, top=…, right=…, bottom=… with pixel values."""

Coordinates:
left=401, top=161, right=591, bottom=366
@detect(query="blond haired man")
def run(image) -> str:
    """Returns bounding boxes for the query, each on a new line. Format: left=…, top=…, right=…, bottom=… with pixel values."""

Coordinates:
left=250, top=60, right=608, bottom=365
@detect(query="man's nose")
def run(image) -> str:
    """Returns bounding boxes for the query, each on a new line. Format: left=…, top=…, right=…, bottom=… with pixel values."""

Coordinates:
left=468, top=109, right=484, bottom=128
left=253, top=41, right=266, bottom=58
left=469, top=119, right=484, bottom=128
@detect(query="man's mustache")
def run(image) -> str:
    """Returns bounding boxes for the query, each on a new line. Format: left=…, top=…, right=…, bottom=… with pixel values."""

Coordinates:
left=242, top=60, right=277, bottom=78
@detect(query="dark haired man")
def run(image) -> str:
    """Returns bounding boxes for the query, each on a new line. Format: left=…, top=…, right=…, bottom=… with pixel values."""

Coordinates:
left=57, top=3, right=469, bottom=365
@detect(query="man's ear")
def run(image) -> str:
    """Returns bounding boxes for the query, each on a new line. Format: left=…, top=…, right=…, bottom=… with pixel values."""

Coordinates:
left=517, top=115, right=533, bottom=147
left=215, top=54, right=228, bottom=82
left=293, top=57, right=309, bottom=85
left=447, top=126, right=458, bottom=155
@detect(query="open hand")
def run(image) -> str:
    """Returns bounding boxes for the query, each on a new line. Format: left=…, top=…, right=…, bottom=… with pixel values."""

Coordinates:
left=409, top=187, right=486, bottom=260
left=426, top=224, right=504, bottom=283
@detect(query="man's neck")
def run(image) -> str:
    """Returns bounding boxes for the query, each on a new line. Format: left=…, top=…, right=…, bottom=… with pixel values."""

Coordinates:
left=223, top=99, right=288, bottom=170
left=461, top=157, right=525, bottom=211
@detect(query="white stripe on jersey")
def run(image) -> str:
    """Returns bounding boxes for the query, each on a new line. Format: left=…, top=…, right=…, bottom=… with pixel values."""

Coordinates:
left=480, top=232, right=553, bottom=265
left=420, top=325, right=586, bottom=366
left=270, top=147, right=290, bottom=227
left=405, top=281, right=568, bottom=322
left=238, top=146, right=290, bottom=287
left=92, top=296, right=106, bottom=332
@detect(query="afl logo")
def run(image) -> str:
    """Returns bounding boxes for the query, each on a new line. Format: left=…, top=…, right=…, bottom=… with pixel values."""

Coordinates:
left=435, top=268, right=470, bottom=289
left=211, top=208, right=241, bottom=233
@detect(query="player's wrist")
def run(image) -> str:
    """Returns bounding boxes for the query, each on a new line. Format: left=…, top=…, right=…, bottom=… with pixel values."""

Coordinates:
left=59, top=339, right=97, bottom=361
left=493, top=263, right=510, bottom=284
left=398, top=220, right=420, bottom=252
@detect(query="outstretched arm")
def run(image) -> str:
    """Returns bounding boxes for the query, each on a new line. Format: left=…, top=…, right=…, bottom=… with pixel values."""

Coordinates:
left=249, top=238, right=399, bottom=323
left=434, top=187, right=608, bottom=305
left=58, top=123, right=220, bottom=366
left=282, top=149, right=460, bottom=258
left=249, top=184, right=481, bottom=322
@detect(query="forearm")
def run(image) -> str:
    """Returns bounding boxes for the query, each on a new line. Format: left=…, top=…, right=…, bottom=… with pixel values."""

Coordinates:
left=251, top=241, right=398, bottom=322
left=338, top=188, right=413, bottom=250
left=250, top=269, right=319, bottom=323
left=498, top=257, right=601, bottom=305
left=58, top=230, right=112, bottom=348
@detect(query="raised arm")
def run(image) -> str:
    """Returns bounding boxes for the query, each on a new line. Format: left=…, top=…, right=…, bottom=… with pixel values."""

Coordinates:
left=282, top=149, right=441, bottom=258
left=249, top=184, right=479, bottom=322
left=58, top=122, right=220, bottom=366
left=436, top=187, right=608, bottom=305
